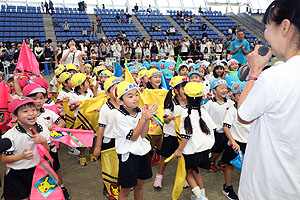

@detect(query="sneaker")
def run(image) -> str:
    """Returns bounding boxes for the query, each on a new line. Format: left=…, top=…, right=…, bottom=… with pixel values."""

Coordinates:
left=68, top=147, right=80, bottom=156
left=223, top=184, right=239, bottom=200
left=151, top=153, right=160, bottom=166
left=209, top=161, right=218, bottom=172
left=103, top=189, right=117, bottom=200
left=190, top=195, right=208, bottom=200
left=153, top=174, right=163, bottom=188
left=61, top=187, right=71, bottom=200
left=78, top=156, right=87, bottom=166
left=89, top=153, right=97, bottom=162
left=218, top=161, right=226, bottom=174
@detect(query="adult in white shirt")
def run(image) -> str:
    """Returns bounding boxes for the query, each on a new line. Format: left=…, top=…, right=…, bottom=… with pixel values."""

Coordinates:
left=238, top=1, right=300, bottom=199
left=180, top=37, right=190, bottom=59
left=111, top=41, right=122, bottom=61
left=62, top=39, right=85, bottom=66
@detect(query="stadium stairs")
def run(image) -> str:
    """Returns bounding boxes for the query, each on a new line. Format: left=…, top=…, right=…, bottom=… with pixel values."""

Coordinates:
left=43, top=13, right=57, bottom=45
left=165, top=16, right=191, bottom=39
left=227, top=12, right=265, bottom=42
left=198, top=15, right=226, bottom=39
left=87, top=14, right=105, bottom=39
left=131, top=15, right=151, bottom=40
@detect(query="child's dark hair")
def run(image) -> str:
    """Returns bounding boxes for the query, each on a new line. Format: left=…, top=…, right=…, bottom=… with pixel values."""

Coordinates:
left=184, top=96, right=210, bottom=135
left=164, top=82, right=187, bottom=111
left=213, top=65, right=224, bottom=78
left=27, top=92, right=47, bottom=98
left=146, top=81, right=162, bottom=89
left=13, top=102, right=36, bottom=116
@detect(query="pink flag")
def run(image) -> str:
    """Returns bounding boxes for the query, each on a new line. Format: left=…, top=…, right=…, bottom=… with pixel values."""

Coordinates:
left=50, top=128, right=94, bottom=147
left=0, top=81, right=12, bottom=131
left=16, top=41, right=40, bottom=75
left=30, top=140, right=64, bottom=199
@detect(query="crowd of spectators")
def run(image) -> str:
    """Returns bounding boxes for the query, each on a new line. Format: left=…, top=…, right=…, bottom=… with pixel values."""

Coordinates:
left=0, top=34, right=254, bottom=73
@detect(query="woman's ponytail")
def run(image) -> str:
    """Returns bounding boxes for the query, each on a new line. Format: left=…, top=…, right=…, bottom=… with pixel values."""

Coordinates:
left=184, top=103, right=193, bottom=135
left=164, top=89, right=174, bottom=111
left=197, top=106, right=210, bottom=135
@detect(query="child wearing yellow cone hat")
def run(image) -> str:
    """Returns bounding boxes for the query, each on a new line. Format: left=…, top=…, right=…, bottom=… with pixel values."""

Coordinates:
left=174, top=82, right=217, bottom=200
left=114, top=81, right=158, bottom=200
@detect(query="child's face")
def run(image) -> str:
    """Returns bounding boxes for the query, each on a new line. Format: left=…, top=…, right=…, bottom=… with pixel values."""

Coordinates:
left=64, top=79, right=73, bottom=89
left=170, top=68, right=175, bottom=76
left=122, top=89, right=139, bottom=109
left=212, top=84, right=228, bottom=98
left=196, top=67, right=205, bottom=78
left=207, top=66, right=211, bottom=73
left=85, top=68, right=92, bottom=74
left=100, top=76, right=109, bottom=84
left=131, top=73, right=138, bottom=82
left=68, top=69, right=77, bottom=74
left=175, top=86, right=186, bottom=101
left=178, top=67, right=189, bottom=77
left=215, top=66, right=224, bottom=77
left=189, top=74, right=201, bottom=83
left=233, top=93, right=241, bottom=102
left=150, top=75, right=161, bottom=89
left=141, top=76, right=148, bottom=84
left=14, top=105, right=38, bottom=126
left=8, top=80, right=14, bottom=90
left=30, top=93, right=47, bottom=109
left=81, top=79, right=89, bottom=92
left=230, top=63, right=239, bottom=71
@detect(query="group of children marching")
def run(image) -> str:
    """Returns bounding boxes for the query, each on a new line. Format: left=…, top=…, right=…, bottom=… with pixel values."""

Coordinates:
left=0, top=56, right=251, bottom=200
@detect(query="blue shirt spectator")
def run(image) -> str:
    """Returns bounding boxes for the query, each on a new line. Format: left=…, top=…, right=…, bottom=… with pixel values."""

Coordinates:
left=229, top=30, right=250, bottom=64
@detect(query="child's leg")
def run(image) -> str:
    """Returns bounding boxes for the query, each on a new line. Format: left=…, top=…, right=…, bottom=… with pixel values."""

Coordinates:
left=210, top=152, right=222, bottom=162
left=191, top=169, right=204, bottom=189
left=79, top=147, right=85, bottom=156
left=56, top=170, right=63, bottom=185
left=225, top=165, right=234, bottom=186
left=186, top=169, right=198, bottom=189
left=134, top=179, right=144, bottom=200
left=150, top=135, right=163, bottom=150
left=119, top=188, right=131, bottom=200
left=157, top=156, right=167, bottom=174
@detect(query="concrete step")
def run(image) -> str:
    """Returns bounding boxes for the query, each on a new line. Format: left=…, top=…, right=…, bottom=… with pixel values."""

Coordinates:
left=131, top=15, right=151, bottom=39
left=227, top=13, right=265, bottom=42
left=88, top=14, right=106, bottom=39
left=199, top=15, right=227, bottom=39
left=42, top=13, right=57, bottom=45
left=165, top=15, right=191, bottom=39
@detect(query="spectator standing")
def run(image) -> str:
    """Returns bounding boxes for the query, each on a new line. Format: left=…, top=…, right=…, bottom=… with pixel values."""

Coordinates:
left=147, top=5, right=152, bottom=13
left=215, top=39, right=224, bottom=59
left=62, top=21, right=70, bottom=31
left=111, top=41, right=122, bottom=61
left=150, top=42, right=158, bottom=60
left=134, top=41, right=143, bottom=60
left=229, top=29, right=250, bottom=64
left=43, top=41, right=54, bottom=71
left=180, top=37, right=190, bottom=59
left=0, top=50, right=12, bottom=72
left=34, top=41, right=44, bottom=71
left=190, top=38, right=200, bottom=62
left=41, top=2, right=45, bottom=13
left=45, top=0, right=49, bottom=14
left=134, top=3, right=138, bottom=12
left=125, top=11, right=132, bottom=24
left=49, top=0, right=54, bottom=15
left=62, top=39, right=85, bottom=66
left=143, top=43, right=150, bottom=59
left=90, top=22, right=96, bottom=38
left=96, top=16, right=102, bottom=33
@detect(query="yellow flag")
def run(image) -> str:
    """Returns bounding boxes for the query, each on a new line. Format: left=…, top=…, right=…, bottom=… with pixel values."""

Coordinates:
left=142, top=89, right=168, bottom=136
left=74, top=92, right=109, bottom=134
left=172, top=156, right=186, bottom=200
left=101, top=147, right=120, bottom=199
left=62, top=99, right=75, bottom=128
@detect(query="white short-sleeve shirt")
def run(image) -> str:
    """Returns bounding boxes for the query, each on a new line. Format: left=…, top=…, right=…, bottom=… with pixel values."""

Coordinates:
left=180, top=108, right=216, bottom=155
left=204, top=97, right=234, bottom=133
left=69, top=89, right=94, bottom=117
left=2, top=123, right=51, bottom=170
left=223, top=104, right=250, bottom=143
left=114, top=106, right=151, bottom=156
left=57, top=88, right=74, bottom=101
left=62, top=49, right=82, bottom=66
left=37, top=107, right=62, bottom=128
left=238, top=56, right=300, bottom=200
left=50, top=76, right=58, bottom=93
left=163, top=98, right=186, bottom=137
left=98, top=100, right=118, bottom=142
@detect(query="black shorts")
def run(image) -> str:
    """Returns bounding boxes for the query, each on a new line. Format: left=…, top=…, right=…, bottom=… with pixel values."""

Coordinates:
left=160, top=135, right=179, bottom=158
left=101, top=138, right=115, bottom=151
left=4, top=167, right=36, bottom=200
left=50, top=145, right=60, bottom=171
left=118, top=152, right=152, bottom=188
left=211, top=131, right=228, bottom=153
left=183, top=150, right=211, bottom=173
left=221, top=141, right=247, bottom=166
